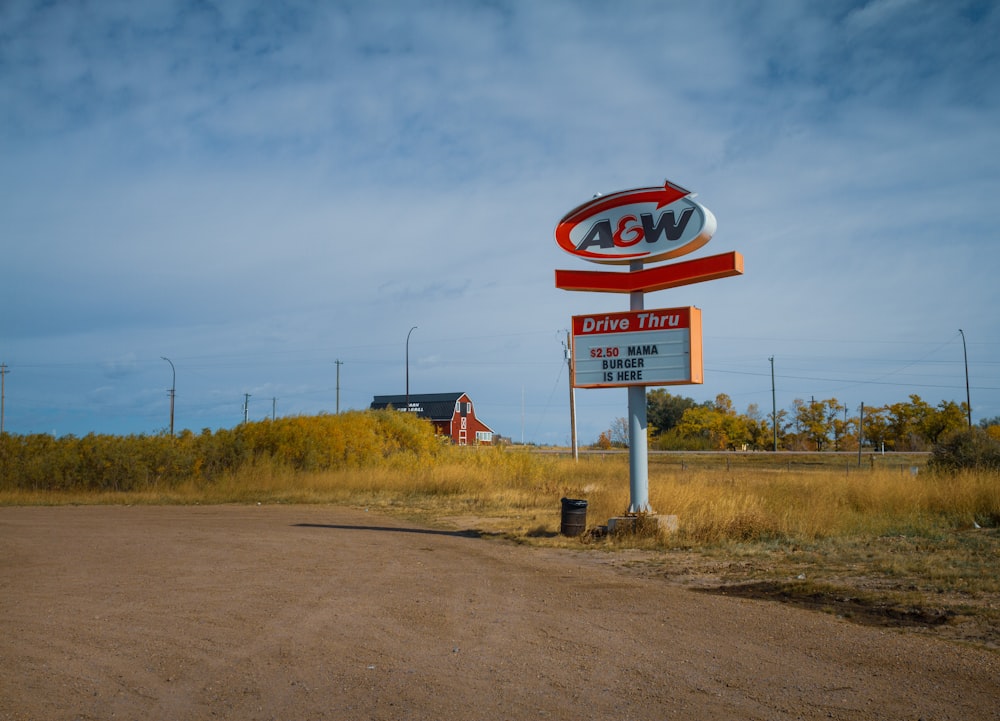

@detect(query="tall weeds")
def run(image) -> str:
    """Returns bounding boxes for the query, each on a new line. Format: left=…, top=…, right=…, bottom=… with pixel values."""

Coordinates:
left=644, top=465, right=1000, bottom=544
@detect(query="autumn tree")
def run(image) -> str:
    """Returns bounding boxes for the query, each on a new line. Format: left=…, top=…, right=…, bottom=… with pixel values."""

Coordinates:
left=830, top=401, right=853, bottom=451
left=923, top=400, right=968, bottom=444
left=792, top=398, right=842, bottom=451
left=769, top=408, right=792, bottom=450
left=594, top=430, right=613, bottom=450
left=886, top=394, right=933, bottom=451
left=675, top=394, right=751, bottom=450
left=609, top=417, right=629, bottom=448
left=859, top=397, right=968, bottom=451
left=980, top=416, right=1000, bottom=443
left=744, top=403, right=772, bottom=451
left=646, top=389, right=700, bottom=436
left=861, top=405, right=889, bottom=451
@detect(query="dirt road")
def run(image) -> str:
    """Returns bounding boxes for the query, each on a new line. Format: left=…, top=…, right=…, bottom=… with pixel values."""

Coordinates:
left=1, top=505, right=997, bottom=720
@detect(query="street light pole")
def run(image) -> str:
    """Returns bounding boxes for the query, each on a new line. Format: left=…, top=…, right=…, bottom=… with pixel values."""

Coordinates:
left=769, top=356, right=777, bottom=452
left=0, top=362, right=8, bottom=435
left=161, top=356, right=175, bottom=437
left=959, top=329, right=972, bottom=427
left=406, top=326, right=417, bottom=411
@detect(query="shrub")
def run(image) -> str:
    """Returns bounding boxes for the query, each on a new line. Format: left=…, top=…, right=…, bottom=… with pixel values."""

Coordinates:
left=929, top=428, right=1000, bottom=473
left=0, top=411, right=441, bottom=492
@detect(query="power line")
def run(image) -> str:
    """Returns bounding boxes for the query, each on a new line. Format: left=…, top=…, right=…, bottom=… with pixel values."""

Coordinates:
left=706, top=367, right=1000, bottom=391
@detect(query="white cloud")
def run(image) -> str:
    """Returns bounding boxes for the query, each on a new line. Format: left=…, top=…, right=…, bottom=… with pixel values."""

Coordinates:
left=1, top=0, right=998, bottom=438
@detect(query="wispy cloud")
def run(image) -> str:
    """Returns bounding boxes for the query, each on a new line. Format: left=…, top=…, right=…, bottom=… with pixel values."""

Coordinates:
left=2, top=0, right=998, bottom=440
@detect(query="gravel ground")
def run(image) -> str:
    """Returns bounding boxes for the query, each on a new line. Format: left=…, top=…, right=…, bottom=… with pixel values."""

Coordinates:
left=1, top=504, right=997, bottom=721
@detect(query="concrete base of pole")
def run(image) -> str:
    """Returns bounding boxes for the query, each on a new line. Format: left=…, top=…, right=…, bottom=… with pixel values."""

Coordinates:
left=607, top=514, right=678, bottom=537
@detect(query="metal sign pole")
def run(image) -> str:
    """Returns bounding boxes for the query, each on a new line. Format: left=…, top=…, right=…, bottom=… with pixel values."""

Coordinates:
left=628, top=261, right=651, bottom=513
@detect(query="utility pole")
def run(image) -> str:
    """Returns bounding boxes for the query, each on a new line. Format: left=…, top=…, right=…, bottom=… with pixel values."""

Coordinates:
left=0, top=363, right=8, bottom=435
left=858, top=402, right=864, bottom=467
left=335, top=359, right=343, bottom=414
left=769, top=356, right=777, bottom=452
left=563, top=332, right=578, bottom=460
left=959, top=329, right=972, bottom=427
left=272, top=397, right=277, bottom=421
left=243, top=393, right=251, bottom=424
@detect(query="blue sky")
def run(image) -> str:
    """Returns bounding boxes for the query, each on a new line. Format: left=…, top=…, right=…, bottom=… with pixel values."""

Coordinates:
left=2, top=0, right=998, bottom=444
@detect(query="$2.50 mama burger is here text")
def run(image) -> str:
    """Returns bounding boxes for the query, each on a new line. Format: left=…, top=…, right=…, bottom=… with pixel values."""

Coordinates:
left=571, top=307, right=703, bottom=388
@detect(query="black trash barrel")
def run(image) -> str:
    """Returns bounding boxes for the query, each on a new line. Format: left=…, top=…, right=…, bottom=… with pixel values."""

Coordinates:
left=560, top=498, right=588, bottom=536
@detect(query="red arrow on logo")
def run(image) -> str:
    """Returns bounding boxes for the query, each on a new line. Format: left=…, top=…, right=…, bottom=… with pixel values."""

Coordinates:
left=555, top=180, right=691, bottom=257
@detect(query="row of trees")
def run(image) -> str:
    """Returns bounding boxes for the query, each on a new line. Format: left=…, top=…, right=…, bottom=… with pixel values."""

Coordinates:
left=596, top=390, right=996, bottom=452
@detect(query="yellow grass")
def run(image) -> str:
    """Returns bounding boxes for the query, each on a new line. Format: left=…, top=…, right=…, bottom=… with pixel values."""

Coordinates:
left=6, top=447, right=995, bottom=543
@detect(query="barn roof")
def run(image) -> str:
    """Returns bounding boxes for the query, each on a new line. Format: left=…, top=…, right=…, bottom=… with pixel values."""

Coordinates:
left=370, top=392, right=467, bottom=421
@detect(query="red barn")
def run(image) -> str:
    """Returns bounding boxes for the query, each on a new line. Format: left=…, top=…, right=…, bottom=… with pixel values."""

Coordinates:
left=370, top=392, right=495, bottom=446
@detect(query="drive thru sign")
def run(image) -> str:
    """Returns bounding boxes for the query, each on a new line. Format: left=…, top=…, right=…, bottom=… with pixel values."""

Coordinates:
left=554, top=178, right=740, bottom=293
left=554, top=179, right=741, bottom=515
left=572, top=307, right=702, bottom=388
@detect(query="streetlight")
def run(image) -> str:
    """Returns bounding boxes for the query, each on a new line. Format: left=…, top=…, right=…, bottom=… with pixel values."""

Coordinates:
left=959, top=329, right=972, bottom=427
left=406, top=326, right=417, bottom=410
left=769, top=356, right=777, bottom=452
left=161, top=356, right=175, bottom=437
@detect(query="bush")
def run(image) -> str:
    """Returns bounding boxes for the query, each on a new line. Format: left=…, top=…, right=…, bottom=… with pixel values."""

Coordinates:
left=649, top=427, right=716, bottom=451
left=0, top=411, right=441, bottom=492
left=929, top=428, right=1000, bottom=473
